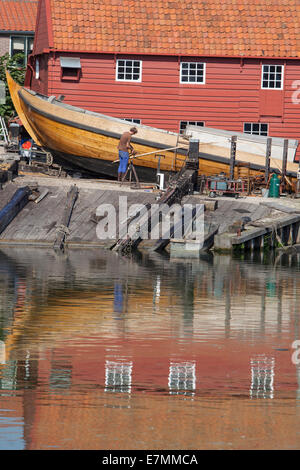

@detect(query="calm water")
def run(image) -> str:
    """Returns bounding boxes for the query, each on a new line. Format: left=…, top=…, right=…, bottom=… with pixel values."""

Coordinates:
left=0, top=247, right=300, bottom=450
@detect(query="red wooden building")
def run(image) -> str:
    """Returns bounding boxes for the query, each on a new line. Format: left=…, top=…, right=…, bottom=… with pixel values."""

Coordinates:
left=25, top=0, right=300, bottom=159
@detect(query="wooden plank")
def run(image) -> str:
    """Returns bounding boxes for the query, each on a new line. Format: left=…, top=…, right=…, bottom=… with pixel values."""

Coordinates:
left=14, top=187, right=66, bottom=241
left=260, top=201, right=300, bottom=214
left=0, top=187, right=31, bottom=235
left=53, top=185, right=79, bottom=250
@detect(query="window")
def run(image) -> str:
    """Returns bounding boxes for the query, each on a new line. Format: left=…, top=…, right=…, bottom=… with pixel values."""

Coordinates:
left=244, top=122, right=268, bottom=136
left=116, top=60, right=142, bottom=82
left=60, top=57, right=81, bottom=81
left=180, top=62, right=205, bottom=84
left=10, top=36, right=34, bottom=65
left=261, top=65, right=283, bottom=89
left=35, top=58, right=39, bottom=80
left=180, top=121, right=204, bottom=134
left=123, top=118, right=141, bottom=124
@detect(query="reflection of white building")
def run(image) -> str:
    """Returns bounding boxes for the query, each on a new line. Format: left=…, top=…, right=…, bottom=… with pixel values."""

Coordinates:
left=250, top=355, right=275, bottom=399
left=152, top=275, right=161, bottom=310
left=105, top=361, right=133, bottom=394
left=168, top=362, right=196, bottom=396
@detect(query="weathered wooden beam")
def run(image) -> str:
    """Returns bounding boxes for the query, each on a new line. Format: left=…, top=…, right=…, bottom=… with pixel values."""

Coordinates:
left=265, top=137, right=272, bottom=184
left=53, top=184, right=78, bottom=251
left=260, top=201, right=300, bottom=214
left=281, top=139, right=288, bottom=187
left=229, top=136, right=237, bottom=180
left=0, top=186, right=31, bottom=235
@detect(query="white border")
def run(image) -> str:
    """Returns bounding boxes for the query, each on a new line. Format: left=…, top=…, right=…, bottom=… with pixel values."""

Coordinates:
left=180, top=61, right=206, bottom=85
left=261, top=64, right=284, bottom=90
left=116, top=59, right=142, bottom=83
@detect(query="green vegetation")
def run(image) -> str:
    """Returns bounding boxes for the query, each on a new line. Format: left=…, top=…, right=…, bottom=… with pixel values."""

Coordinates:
left=0, top=53, right=26, bottom=122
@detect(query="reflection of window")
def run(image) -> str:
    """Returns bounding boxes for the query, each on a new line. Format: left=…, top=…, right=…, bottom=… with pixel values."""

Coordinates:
left=49, top=366, right=72, bottom=390
left=250, top=355, right=275, bottom=399
left=0, top=361, right=17, bottom=391
left=105, top=361, right=132, bottom=393
left=152, top=275, right=161, bottom=309
left=10, top=36, right=34, bottom=65
left=168, top=362, right=196, bottom=395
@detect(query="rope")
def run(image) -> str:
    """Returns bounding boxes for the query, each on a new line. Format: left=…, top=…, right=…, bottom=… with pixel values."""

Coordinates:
left=55, top=224, right=70, bottom=236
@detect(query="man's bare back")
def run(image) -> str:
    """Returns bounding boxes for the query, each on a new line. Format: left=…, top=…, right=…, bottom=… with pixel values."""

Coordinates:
left=118, top=132, right=132, bottom=152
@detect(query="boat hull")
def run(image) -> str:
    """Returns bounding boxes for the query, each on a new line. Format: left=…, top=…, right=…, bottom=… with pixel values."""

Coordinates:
left=6, top=71, right=299, bottom=182
left=53, top=150, right=168, bottom=181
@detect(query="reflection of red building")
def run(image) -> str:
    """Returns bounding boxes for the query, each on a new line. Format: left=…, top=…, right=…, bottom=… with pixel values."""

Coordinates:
left=1, top=247, right=300, bottom=449
left=15, top=336, right=298, bottom=450
left=26, top=0, right=300, bottom=160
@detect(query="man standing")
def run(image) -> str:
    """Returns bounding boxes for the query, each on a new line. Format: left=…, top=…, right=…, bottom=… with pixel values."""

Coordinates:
left=117, top=127, right=138, bottom=181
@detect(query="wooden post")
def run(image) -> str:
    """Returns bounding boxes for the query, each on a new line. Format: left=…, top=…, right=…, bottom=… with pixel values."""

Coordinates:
left=297, top=158, right=300, bottom=196
left=265, top=137, right=272, bottom=184
left=186, top=139, right=199, bottom=190
left=188, top=139, right=199, bottom=163
left=281, top=139, right=288, bottom=188
left=0, top=186, right=31, bottom=235
left=53, top=184, right=78, bottom=251
left=229, top=136, right=237, bottom=180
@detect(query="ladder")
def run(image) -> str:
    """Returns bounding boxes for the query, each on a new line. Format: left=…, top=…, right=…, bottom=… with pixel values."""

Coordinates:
left=173, top=132, right=189, bottom=171
left=0, top=117, right=9, bottom=145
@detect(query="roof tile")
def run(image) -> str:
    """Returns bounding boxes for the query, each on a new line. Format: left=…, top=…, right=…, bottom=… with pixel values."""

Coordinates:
left=0, top=0, right=38, bottom=32
left=46, top=0, right=300, bottom=58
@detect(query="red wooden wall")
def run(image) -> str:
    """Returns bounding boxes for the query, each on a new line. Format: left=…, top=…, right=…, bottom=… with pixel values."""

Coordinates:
left=30, top=52, right=300, bottom=160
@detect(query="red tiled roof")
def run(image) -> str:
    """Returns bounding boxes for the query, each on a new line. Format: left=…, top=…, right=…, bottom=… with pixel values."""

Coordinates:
left=0, top=0, right=38, bottom=32
left=48, top=0, right=300, bottom=58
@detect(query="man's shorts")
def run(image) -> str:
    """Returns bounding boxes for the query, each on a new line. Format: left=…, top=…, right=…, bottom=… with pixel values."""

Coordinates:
left=118, top=150, right=129, bottom=173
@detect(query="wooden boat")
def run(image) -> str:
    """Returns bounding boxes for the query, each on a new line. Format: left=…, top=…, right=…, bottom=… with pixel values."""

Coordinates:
left=6, top=71, right=299, bottom=182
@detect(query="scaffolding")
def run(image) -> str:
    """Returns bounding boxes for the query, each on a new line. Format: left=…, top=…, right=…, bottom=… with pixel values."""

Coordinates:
left=0, top=117, right=9, bottom=145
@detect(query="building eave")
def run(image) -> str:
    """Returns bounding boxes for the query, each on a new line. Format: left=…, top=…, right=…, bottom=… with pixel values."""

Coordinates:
left=0, top=30, right=34, bottom=35
left=37, top=48, right=300, bottom=61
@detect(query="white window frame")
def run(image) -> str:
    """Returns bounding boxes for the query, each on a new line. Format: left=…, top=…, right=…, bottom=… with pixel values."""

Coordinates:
left=243, top=122, right=269, bottom=136
left=180, top=62, right=206, bottom=84
left=261, top=64, right=284, bottom=90
left=116, top=59, right=142, bottom=82
left=180, top=120, right=205, bottom=134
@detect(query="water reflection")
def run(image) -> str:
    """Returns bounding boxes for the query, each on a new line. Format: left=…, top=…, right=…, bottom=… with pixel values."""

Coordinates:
left=168, top=362, right=196, bottom=396
left=0, top=247, right=299, bottom=449
left=105, top=360, right=133, bottom=394
left=250, top=355, right=275, bottom=399
left=0, top=341, right=5, bottom=365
